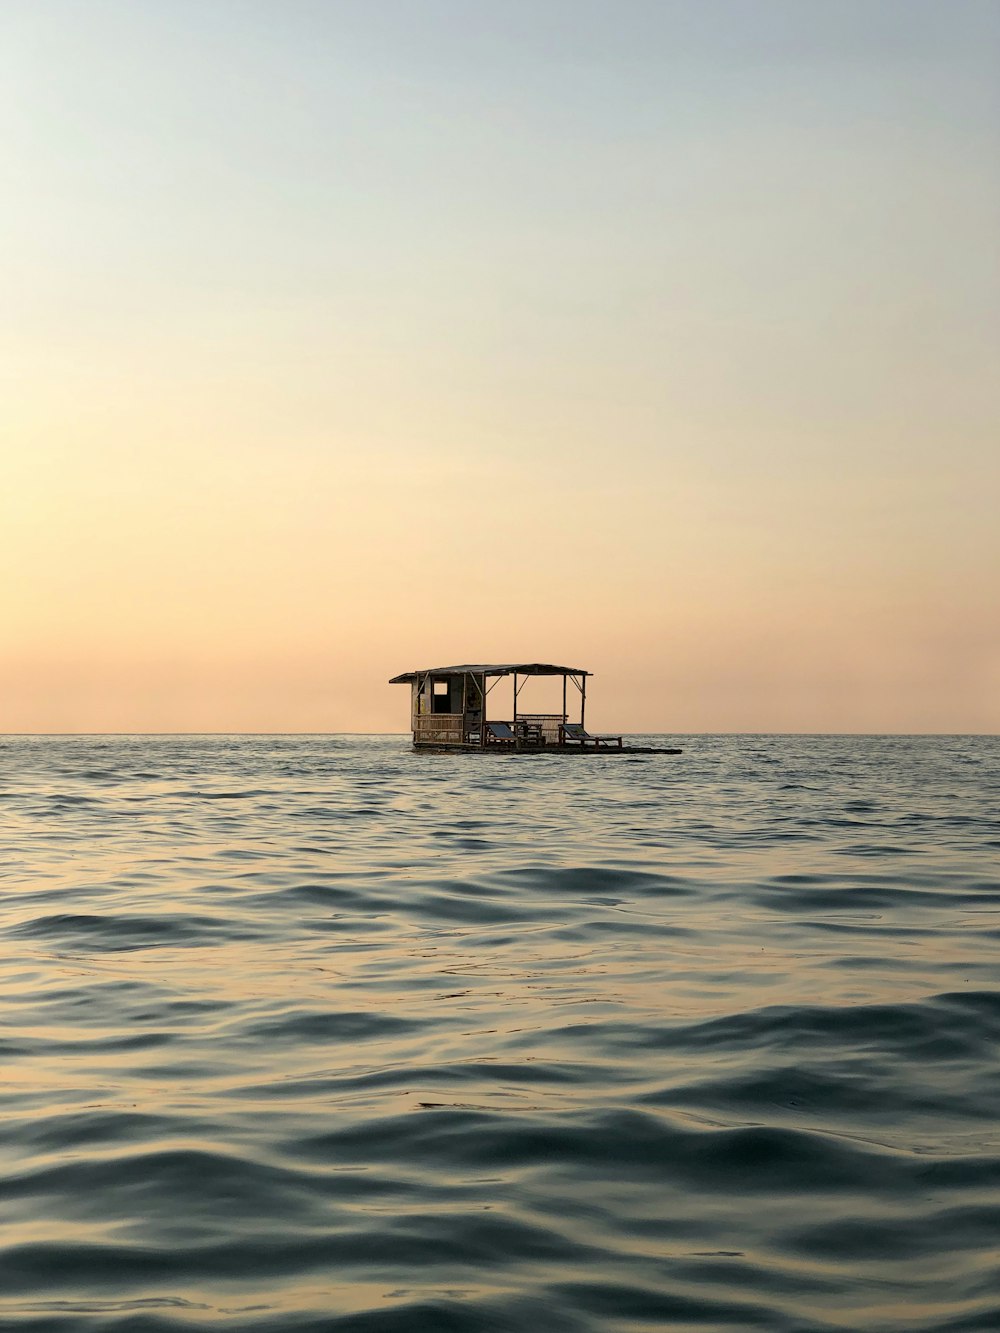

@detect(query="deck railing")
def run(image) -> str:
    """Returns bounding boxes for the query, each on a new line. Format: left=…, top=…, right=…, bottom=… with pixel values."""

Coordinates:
left=514, top=713, right=568, bottom=745
left=413, top=711, right=571, bottom=747
left=413, top=713, right=464, bottom=745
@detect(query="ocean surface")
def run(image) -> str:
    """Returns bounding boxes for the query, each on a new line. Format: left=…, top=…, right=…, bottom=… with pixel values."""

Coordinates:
left=2, top=734, right=999, bottom=1333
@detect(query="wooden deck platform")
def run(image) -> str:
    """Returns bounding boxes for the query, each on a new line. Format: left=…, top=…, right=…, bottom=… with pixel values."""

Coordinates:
left=410, top=743, right=683, bottom=755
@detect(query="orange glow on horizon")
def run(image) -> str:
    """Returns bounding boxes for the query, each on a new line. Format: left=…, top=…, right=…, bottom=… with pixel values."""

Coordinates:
left=2, top=3, right=997, bottom=733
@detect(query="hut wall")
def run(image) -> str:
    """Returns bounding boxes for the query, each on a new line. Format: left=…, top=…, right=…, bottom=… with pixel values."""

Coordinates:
left=411, top=674, right=466, bottom=745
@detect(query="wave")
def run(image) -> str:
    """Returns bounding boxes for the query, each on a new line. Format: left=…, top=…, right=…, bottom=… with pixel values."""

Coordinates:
left=0, top=734, right=998, bottom=1331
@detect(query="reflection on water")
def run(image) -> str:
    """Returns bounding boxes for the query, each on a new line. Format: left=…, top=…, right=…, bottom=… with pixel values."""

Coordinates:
left=1, top=734, right=998, bottom=1331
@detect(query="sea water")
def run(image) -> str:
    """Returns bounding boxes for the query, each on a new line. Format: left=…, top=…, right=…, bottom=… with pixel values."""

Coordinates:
left=1, top=734, right=998, bottom=1332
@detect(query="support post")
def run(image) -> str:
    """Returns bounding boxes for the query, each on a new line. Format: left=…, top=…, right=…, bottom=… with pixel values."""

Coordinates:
left=580, top=674, right=586, bottom=730
left=475, top=673, right=485, bottom=748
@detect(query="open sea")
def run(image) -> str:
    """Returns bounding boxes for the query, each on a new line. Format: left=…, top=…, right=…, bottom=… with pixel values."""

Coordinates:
left=2, top=733, right=999, bottom=1333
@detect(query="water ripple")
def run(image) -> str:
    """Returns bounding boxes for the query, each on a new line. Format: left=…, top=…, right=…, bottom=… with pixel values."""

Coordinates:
left=0, top=733, right=998, bottom=1331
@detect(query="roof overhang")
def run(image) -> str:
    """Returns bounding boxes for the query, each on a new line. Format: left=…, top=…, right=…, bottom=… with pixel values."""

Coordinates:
left=389, top=662, right=592, bottom=685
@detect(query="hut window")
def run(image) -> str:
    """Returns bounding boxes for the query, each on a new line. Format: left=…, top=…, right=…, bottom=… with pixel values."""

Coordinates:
left=432, top=680, right=452, bottom=713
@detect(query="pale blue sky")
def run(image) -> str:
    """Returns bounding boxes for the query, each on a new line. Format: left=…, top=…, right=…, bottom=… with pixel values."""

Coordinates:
left=3, top=1, right=998, bottom=730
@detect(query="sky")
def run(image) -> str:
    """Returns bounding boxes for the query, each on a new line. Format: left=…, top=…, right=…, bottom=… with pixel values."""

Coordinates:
left=2, top=0, right=998, bottom=733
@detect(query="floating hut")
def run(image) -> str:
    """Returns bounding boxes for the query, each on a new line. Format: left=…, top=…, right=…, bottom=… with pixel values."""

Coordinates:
left=388, top=662, right=681, bottom=754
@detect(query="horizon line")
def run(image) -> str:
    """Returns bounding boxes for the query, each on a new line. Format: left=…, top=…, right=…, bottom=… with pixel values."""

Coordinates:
left=2, top=731, right=997, bottom=740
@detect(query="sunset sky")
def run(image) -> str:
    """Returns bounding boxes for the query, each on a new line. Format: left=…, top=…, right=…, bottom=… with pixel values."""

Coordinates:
left=3, top=0, right=998, bottom=733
